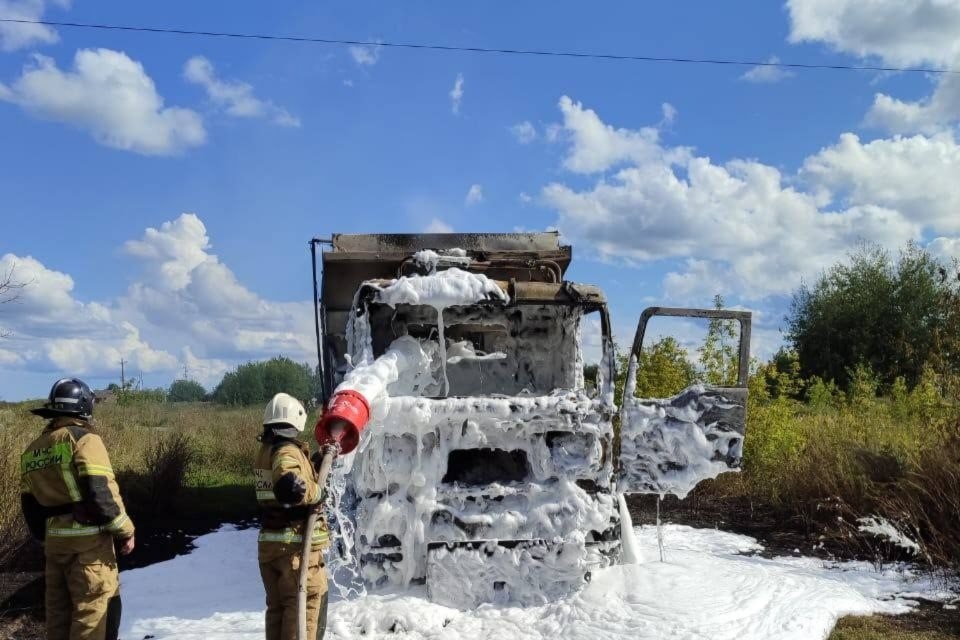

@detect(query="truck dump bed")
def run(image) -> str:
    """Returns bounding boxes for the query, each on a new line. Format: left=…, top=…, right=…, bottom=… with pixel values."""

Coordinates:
left=319, top=232, right=574, bottom=396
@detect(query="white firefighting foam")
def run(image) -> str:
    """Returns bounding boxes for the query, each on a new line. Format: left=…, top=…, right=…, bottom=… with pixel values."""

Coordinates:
left=373, top=267, right=507, bottom=395
left=425, top=535, right=589, bottom=609
left=119, top=523, right=952, bottom=640
left=328, top=268, right=748, bottom=606
left=334, top=336, right=436, bottom=408
left=350, top=393, right=618, bottom=596
left=326, top=269, right=620, bottom=605
left=412, top=249, right=472, bottom=273
left=619, top=358, right=744, bottom=499
left=376, top=267, right=506, bottom=310
left=857, top=516, right=921, bottom=555
left=617, top=493, right=642, bottom=565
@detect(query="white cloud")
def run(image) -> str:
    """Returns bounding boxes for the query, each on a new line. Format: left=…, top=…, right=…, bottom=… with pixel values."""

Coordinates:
left=349, top=43, right=381, bottom=67
left=0, top=213, right=320, bottom=390
left=555, top=96, right=690, bottom=174
left=787, top=2, right=960, bottom=136
left=424, top=218, right=454, bottom=233
left=45, top=323, right=177, bottom=375
left=511, top=121, right=537, bottom=144
left=181, top=346, right=230, bottom=388
left=542, top=96, right=960, bottom=300
left=0, top=0, right=65, bottom=52
left=450, top=73, right=464, bottom=114
left=800, top=132, right=960, bottom=232
left=465, top=184, right=484, bottom=206
left=740, top=56, right=796, bottom=83
left=864, top=71, right=960, bottom=134
left=118, top=214, right=315, bottom=365
left=928, top=236, right=960, bottom=264
left=787, top=0, right=960, bottom=67
left=123, top=213, right=212, bottom=290
left=0, top=348, right=23, bottom=366
left=662, top=259, right=733, bottom=302
left=0, top=49, right=206, bottom=155
left=0, top=253, right=176, bottom=376
left=519, top=192, right=533, bottom=204
left=659, top=102, right=678, bottom=126
left=183, top=56, right=300, bottom=127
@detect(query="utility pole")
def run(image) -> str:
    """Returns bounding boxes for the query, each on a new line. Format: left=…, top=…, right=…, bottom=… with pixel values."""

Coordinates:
left=120, top=358, right=126, bottom=389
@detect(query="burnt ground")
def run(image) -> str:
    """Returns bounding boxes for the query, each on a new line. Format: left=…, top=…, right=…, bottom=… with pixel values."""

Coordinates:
left=627, top=492, right=819, bottom=557
left=627, top=491, right=922, bottom=562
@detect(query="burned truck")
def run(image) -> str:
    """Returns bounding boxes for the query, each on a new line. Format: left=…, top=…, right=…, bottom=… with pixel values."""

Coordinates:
left=311, top=232, right=750, bottom=607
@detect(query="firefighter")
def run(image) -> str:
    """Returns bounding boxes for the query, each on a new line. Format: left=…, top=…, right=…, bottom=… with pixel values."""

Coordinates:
left=20, top=378, right=135, bottom=640
left=255, top=393, right=331, bottom=640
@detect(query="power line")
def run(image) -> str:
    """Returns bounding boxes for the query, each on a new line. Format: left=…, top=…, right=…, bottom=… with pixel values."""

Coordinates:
left=1, top=17, right=957, bottom=75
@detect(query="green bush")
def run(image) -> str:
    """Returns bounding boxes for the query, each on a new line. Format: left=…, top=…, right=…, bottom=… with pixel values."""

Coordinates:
left=630, top=336, right=697, bottom=398
left=168, top=379, right=207, bottom=403
left=806, top=376, right=840, bottom=411
left=787, top=243, right=960, bottom=390
left=212, top=356, right=314, bottom=406
left=116, top=388, right=166, bottom=406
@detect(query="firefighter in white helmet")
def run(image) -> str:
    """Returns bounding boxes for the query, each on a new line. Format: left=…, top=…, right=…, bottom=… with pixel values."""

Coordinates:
left=254, top=393, right=331, bottom=640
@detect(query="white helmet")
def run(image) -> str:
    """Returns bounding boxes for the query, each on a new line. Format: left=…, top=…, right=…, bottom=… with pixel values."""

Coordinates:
left=263, top=393, right=307, bottom=432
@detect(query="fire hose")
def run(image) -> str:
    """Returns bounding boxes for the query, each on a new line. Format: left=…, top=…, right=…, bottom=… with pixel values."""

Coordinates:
left=297, top=443, right=338, bottom=640
left=297, top=390, right=371, bottom=640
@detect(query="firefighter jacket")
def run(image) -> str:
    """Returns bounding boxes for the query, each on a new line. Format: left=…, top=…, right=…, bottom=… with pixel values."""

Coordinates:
left=20, top=417, right=135, bottom=555
left=254, top=436, right=330, bottom=559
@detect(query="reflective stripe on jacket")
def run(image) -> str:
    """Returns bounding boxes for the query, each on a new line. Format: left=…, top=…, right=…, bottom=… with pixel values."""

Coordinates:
left=20, top=417, right=135, bottom=554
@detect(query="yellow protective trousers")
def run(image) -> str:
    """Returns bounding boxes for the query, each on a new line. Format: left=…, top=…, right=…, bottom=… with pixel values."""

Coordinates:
left=259, top=548, right=328, bottom=640
left=44, top=534, right=121, bottom=640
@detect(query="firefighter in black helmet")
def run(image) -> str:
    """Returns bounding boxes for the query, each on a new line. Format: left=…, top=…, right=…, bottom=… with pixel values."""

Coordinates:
left=21, top=378, right=135, bottom=640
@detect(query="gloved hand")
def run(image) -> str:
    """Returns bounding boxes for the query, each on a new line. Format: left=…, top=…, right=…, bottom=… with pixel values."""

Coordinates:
left=273, top=472, right=308, bottom=505
left=310, top=445, right=340, bottom=471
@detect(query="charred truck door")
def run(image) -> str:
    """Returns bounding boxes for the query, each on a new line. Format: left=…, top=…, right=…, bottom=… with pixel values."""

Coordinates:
left=617, top=307, right=752, bottom=497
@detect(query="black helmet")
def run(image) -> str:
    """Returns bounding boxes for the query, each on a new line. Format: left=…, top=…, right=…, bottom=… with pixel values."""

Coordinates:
left=31, top=378, right=95, bottom=420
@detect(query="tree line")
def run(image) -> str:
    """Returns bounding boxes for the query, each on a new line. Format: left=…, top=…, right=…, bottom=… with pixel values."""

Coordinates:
left=117, top=356, right=318, bottom=406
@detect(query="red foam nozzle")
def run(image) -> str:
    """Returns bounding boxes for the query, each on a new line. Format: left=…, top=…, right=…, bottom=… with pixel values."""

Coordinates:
left=315, top=389, right=370, bottom=454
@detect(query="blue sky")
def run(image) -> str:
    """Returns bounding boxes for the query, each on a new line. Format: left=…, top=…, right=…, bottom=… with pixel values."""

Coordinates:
left=2, top=1, right=960, bottom=400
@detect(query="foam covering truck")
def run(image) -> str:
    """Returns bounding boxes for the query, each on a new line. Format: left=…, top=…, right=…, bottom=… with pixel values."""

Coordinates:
left=311, top=232, right=751, bottom=608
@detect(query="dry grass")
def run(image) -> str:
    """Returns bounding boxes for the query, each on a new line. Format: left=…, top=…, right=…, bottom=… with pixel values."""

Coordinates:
left=0, top=401, right=288, bottom=571
left=0, top=614, right=42, bottom=640
left=829, top=610, right=960, bottom=640
left=700, top=387, right=960, bottom=570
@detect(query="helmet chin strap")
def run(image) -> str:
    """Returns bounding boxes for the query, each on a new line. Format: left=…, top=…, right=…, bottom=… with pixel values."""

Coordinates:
left=268, top=424, right=302, bottom=440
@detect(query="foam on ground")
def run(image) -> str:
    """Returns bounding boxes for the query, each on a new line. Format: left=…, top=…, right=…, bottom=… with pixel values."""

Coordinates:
left=119, top=523, right=949, bottom=640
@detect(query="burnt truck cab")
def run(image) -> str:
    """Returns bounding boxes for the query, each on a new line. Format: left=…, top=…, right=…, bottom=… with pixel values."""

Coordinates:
left=313, top=233, right=750, bottom=608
